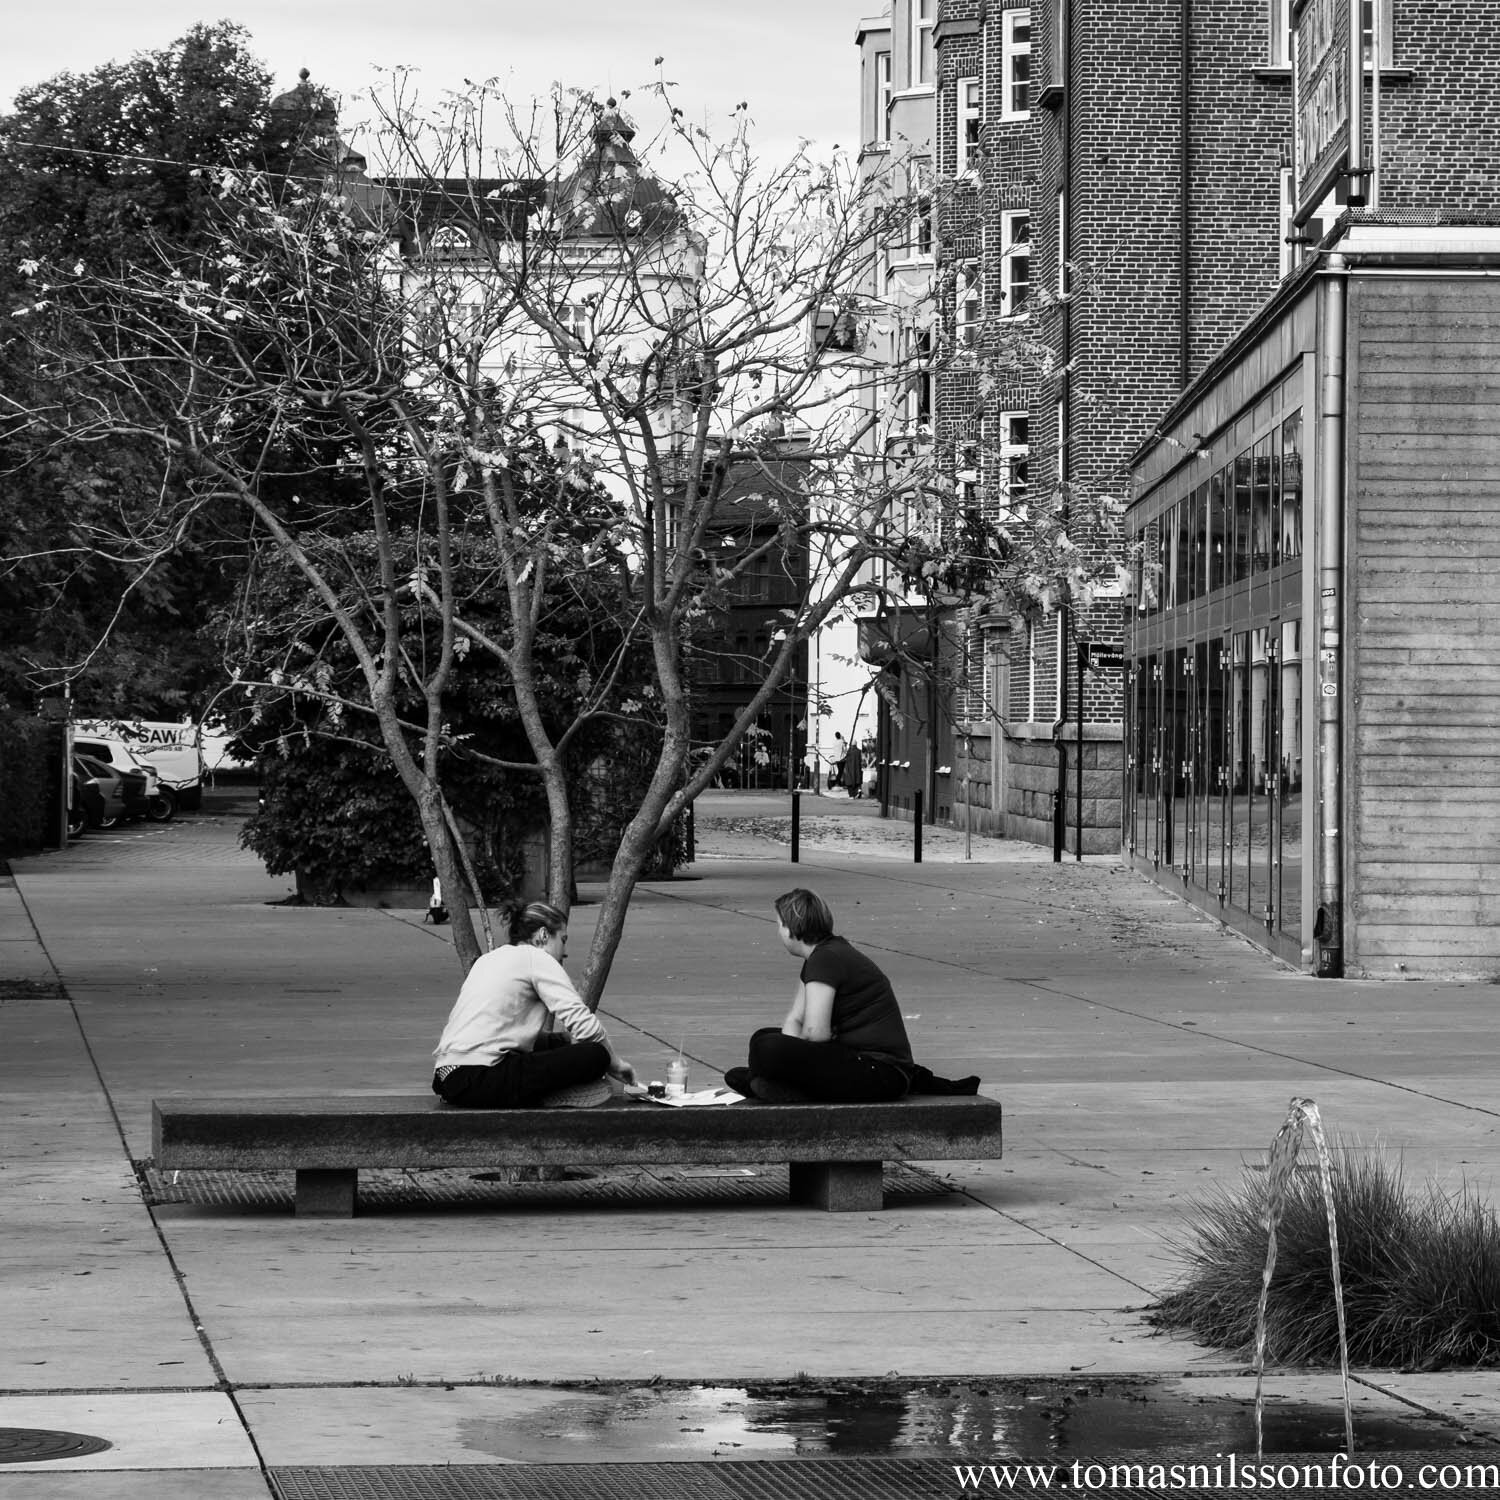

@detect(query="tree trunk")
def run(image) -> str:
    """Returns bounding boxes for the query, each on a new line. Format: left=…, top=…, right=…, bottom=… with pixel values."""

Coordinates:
left=416, top=785, right=483, bottom=973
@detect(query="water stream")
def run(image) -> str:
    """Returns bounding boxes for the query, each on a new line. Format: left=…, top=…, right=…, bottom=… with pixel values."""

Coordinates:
left=1254, top=1097, right=1354, bottom=1457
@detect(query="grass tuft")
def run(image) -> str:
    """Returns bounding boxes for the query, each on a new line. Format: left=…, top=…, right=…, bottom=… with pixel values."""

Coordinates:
left=1149, top=1146, right=1500, bottom=1370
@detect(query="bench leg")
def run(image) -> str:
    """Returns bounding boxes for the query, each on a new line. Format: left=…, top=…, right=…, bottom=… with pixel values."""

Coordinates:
left=295, top=1168, right=357, bottom=1217
left=788, top=1161, right=883, bottom=1212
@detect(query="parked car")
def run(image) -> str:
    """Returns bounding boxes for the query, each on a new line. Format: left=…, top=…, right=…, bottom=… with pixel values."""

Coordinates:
left=72, top=730, right=175, bottom=821
left=78, top=720, right=204, bottom=812
left=67, top=763, right=107, bottom=838
left=72, top=751, right=148, bottom=828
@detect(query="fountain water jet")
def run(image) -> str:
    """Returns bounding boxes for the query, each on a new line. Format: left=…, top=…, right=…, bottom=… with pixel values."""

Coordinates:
left=1253, top=1096, right=1354, bottom=1459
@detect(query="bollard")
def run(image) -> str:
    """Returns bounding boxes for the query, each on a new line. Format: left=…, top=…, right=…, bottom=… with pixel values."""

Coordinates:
left=791, top=789, right=801, bottom=863
left=914, top=789, right=923, bottom=863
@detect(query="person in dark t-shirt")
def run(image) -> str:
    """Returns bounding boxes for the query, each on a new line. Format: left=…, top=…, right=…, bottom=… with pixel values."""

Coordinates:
left=723, top=888, right=948, bottom=1104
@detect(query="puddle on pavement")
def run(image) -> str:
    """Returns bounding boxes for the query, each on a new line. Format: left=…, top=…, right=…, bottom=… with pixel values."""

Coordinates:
left=454, top=1378, right=1490, bottom=1463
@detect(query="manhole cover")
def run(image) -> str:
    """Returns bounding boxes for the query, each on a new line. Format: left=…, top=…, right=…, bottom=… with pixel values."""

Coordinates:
left=0, top=1427, right=112, bottom=1464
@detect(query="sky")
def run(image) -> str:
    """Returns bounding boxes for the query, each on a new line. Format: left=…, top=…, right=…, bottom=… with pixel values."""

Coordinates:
left=1, top=1, right=874, bottom=164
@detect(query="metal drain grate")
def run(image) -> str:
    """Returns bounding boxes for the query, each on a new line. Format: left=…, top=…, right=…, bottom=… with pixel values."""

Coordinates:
left=137, top=1161, right=953, bottom=1212
left=269, top=1454, right=1500, bottom=1500
left=0, top=1427, right=112, bottom=1464
left=270, top=1459, right=957, bottom=1500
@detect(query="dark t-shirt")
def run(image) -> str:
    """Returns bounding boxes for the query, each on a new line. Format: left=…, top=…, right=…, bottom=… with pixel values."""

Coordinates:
left=800, top=936, right=913, bottom=1063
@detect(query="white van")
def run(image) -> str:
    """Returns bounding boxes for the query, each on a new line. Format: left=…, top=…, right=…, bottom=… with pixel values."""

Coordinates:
left=75, top=720, right=203, bottom=812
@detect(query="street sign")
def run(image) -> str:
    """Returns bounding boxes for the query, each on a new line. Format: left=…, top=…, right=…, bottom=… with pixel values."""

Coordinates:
left=1083, top=644, right=1125, bottom=670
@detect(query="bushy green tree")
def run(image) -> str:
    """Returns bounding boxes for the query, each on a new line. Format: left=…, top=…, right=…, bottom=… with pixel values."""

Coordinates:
left=0, top=23, right=272, bottom=713
left=227, top=515, right=669, bottom=913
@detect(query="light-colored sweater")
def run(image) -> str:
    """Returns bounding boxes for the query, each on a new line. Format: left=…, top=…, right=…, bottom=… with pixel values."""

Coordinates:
left=432, top=944, right=606, bottom=1069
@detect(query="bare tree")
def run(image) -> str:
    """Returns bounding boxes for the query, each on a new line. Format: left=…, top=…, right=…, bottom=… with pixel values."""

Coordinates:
left=4, top=75, right=1104, bottom=997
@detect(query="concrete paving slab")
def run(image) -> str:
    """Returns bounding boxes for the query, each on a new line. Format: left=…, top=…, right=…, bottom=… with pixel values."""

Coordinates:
left=155, top=1224, right=1160, bottom=1384
left=0, top=1391, right=258, bottom=1470
left=0, top=1015, right=219, bottom=1392
left=1356, top=1373, right=1500, bottom=1442
left=0, top=1474, right=270, bottom=1500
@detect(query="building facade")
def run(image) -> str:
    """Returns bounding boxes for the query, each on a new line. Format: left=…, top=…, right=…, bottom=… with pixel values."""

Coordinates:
left=678, top=455, right=812, bottom=790
left=924, top=0, right=1314, bottom=858
left=1127, top=1, right=1500, bottom=977
left=862, top=2, right=1305, bottom=850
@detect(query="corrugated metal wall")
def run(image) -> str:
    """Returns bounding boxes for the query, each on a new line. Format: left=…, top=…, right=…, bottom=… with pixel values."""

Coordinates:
left=1346, top=275, right=1500, bottom=978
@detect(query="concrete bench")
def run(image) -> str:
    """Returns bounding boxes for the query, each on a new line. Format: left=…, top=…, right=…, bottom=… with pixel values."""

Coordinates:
left=152, top=1093, right=1004, bottom=1217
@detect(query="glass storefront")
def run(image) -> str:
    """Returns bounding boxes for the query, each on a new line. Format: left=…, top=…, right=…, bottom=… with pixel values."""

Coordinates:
left=1126, top=384, right=1304, bottom=957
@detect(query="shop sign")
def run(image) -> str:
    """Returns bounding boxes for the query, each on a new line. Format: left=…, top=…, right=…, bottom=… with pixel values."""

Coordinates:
left=1292, top=0, right=1364, bottom=220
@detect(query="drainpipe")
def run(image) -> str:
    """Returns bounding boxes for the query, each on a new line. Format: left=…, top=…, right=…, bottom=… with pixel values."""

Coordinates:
left=1054, top=0, right=1074, bottom=861
left=1179, top=0, right=1192, bottom=388
left=1313, top=254, right=1349, bottom=978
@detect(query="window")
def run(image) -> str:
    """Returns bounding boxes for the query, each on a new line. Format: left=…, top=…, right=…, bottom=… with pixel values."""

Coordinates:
left=904, top=327, right=934, bottom=428
left=998, top=412, right=1029, bottom=521
left=1001, top=9, right=1032, bottom=121
left=1268, top=0, right=1292, bottom=67
left=812, top=304, right=860, bottom=356
left=999, top=211, right=1030, bottom=316
left=1055, top=189, right=1068, bottom=293
left=911, top=0, right=935, bottom=86
left=1281, top=166, right=1330, bottom=275
left=1278, top=0, right=1391, bottom=68
left=906, top=159, right=933, bottom=259
left=427, top=224, right=474, bottom=257
left=1361, top=0, right=1393, bottom=66
left=958, top=78, right=983, bottom=174
left=956, top=440, right=980, bottom=506
left=876, top=51, right=892, bottom=142
left=1278, top=167, right=1297, bottom=278
left=958, top=259, right=982, bottom=349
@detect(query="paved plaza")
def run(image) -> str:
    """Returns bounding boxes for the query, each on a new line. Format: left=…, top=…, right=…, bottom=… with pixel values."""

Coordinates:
left=5, top=787, right=1500, bottom=1495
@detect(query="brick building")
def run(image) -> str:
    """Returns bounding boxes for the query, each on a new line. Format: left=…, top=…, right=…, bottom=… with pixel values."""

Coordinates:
left=677, top=455, right=812, bottom=791
left=902, top=0, right=1306, bottom=856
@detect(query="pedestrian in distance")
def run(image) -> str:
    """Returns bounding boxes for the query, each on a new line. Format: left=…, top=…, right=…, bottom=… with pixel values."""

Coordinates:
left=724, top=888, right=980, bottom=1104
left=828, top=731, right=847, bottom=791
left=431, top=901, right=636, bottom=1107
left=840, top=737, right=864, bottom=798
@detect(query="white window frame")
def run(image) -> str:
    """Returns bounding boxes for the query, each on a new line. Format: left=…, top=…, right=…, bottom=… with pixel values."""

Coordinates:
left=911, top=0, right=936, bottom=87
left=958, top=77, right=983, bottom=175
left=1277, top=0, right=1392, bottom=69
left=1269, top=0, right=1293, bottom=67
left=956, top=440, right=980, bottom=507
left=999, top=210, right=1030, bottom=317
left=1278, top=166, right=1298, bottom=279
left=1001, top=8, right=1032, bottom=121
left=904, top=159, right=933, bottom=262
left=958, top=258, right=982, bottom=350
left=903, top=326, right=934, bottom=430
left=1361, top=0, right=1394, bottom=67
left=558, top=302, right=590, bottom=351
left=876, top=51, right=893, bottom=143
left=998, top=412, right=1029, bottom=522
left=1056, top=189, right=1068, bottom=294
